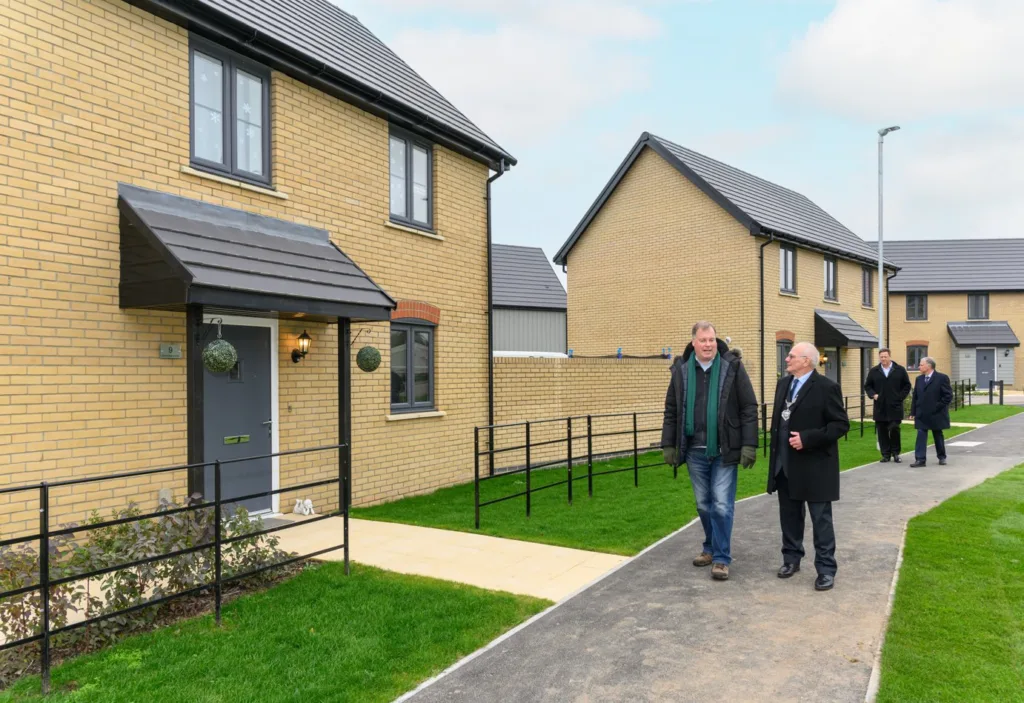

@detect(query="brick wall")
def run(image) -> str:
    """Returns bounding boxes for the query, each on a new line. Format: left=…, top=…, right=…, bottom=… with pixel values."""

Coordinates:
left=492, top=356, right=671, bottom=471
left=0, top=0, right=490, bottom=534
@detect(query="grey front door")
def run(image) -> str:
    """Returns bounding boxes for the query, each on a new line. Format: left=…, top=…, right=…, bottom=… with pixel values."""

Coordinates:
left=203, top=324, right=273, bottom=513
left=976, top=349, right=995, bottom=389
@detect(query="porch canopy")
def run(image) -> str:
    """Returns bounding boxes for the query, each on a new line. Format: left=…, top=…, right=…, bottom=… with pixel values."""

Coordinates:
left=814, top=309, right=878, bottom=349
left=117, top=183, right=394, bottom=322
left=947, top=321, right=1021, bottom=347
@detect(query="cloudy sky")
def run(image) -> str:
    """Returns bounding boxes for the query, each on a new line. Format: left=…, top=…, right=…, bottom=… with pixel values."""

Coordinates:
left=337, top=0, right=1024, bottom=283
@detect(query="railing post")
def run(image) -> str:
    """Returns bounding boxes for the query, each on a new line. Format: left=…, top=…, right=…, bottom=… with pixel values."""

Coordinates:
left=566, top=417, right=573, bottom=506
left=39, top=482, right=50, bottom=696
left=474, top=429, right=481, bottom=530
left=587, top=415, right=594, bottom=497
left=633, top=412, right=639, bottom=488
left=861, top=393, right=866, bottom=437
left=953, top=381, right=959, bottom=411
left=761, top=403, right=768, bottom=457
left=844, top=397, right=850, bottom=440
left=525, top=422, right=532, bottom=518
left=488, top=426, right=495, bottom=478
left=968, top=378, right=972, bottom=406
left=1000, top=380, right=1004, bottom=406
left=214, top=460, right=223, bottom=627
left=343, top=443, right=350, bottom=576
left=989, top=380, right=994, bottom=404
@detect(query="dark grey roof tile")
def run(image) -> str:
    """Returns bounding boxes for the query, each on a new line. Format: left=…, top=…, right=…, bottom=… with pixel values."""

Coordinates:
left=492, top=244, right=566, bottom=309
left=947, top=321, right=1020, bottom=347
left=874, top=239, right=1024, bottom=292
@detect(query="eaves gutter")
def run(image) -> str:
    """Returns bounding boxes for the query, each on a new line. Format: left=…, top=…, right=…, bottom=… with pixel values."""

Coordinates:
left=756, top=227, right=901, bottom=272
left=129, top=0, right=516, bottom=171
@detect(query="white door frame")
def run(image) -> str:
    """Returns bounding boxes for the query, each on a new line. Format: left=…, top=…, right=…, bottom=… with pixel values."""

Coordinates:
left=204, top=314, right=280, bottom=515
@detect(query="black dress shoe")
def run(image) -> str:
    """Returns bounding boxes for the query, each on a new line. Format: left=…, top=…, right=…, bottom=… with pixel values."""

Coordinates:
left=910, top=461, right=926, bottom=467
left=880, top=456, right=890, bottom=463
left=893, top=456, right=902, bottom=463
left=814, top=574, right=835, bottom=591
left=939, top=458, right=947, bottom=465
left=777, top=563, right=800, bottom=578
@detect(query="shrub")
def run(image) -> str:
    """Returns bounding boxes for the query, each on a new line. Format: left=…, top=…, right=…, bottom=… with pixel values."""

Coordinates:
left=0, top=496, right=293, bottom=689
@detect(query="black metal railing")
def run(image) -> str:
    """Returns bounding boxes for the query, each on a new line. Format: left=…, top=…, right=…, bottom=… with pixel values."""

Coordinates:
left=0, top=443, right=350, bottom=695
left=473, top=411, right=672, bottom=528
left=989, top=379, right=1004, bottom=405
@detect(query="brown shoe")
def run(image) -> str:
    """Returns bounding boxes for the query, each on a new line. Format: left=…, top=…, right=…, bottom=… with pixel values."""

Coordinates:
left=711, top=563, right=729, bottom=580
left=692, top=552, right=713, bottom=567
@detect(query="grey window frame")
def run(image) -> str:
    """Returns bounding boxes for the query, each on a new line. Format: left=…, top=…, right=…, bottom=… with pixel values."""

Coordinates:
left=907, top=345, right=928, bottom=368
left=776, top=339, right=793, bottom=376
left=862, top=267, right=873, bottom=307
left=189, top=36, right=272, bottom=186
left=389, top=127, right=434, bottom=231
left=967, top=293, right=989, bottom=320
left=906, top=294, right=928, bottom=321
left=780, top=244, right=797, bottom=294
left=390, top=319, right=436, bottom=412
left=823, top=256, right=837, bottom=301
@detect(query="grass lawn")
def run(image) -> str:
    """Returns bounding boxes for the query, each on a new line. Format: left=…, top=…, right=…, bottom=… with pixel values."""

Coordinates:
left=946, top=404, right=1022, bottom=424
left=1, top=564, right=549, bottom=703
left=875, top=463, right=1024, bottom=702
left=353, top=423, right=971, bottom=556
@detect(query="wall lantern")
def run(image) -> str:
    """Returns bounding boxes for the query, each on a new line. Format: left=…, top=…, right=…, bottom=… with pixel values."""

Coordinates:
left=292, top=331, right=312, bottom=363
left=1004, top=349, right=1011, bottom=358
left=819, top=353, right=829, bottom=366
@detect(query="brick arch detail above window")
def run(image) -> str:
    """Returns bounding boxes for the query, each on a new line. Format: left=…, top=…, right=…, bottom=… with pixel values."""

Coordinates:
left=906, top=339, right=929, bottom=347
left=775, top=330, right=795, bottom=342
left=391, top=300, right=440, bottom=325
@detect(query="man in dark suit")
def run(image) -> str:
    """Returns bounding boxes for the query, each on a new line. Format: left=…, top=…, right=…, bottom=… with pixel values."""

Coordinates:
left=909, top=356, right=953, bottom=467
left=768, top=342, right=850, bottom=591
left=863, top=348, right=912, bottom=463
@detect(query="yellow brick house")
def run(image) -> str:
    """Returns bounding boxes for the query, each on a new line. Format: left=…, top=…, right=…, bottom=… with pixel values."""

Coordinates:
left=553, top=132, right=898, bottom=405
left=882, top=239, right=1024, bottom=390
left=0, top=0, right=514, bottom=533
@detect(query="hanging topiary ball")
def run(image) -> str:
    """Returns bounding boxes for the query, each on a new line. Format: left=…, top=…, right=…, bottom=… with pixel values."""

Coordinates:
left=356, top=345, right=381, bottom=373
left=203, top=338, right=238, bottom=373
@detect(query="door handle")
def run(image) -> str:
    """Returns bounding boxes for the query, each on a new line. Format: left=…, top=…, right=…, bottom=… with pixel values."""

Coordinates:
left=262, top=419, right=273, bottom=436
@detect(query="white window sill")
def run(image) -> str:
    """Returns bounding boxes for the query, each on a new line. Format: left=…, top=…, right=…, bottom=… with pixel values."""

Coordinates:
left=180, top=166, right=288, bottom=200
left=384, top=219, right=444, bottom=241
left=385, top=410, right=447, bottom=422
left=779, top=291, right=799, bottom=299
left=822, top=298, right=841, bottom=305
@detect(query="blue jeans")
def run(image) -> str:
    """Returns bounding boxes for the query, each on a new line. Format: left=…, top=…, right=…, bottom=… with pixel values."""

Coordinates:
left=686, top=449, right=738, bottom=565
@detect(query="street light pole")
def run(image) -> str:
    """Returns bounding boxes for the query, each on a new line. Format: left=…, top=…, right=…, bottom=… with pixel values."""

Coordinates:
left=877, top=125, right=900, bottom=350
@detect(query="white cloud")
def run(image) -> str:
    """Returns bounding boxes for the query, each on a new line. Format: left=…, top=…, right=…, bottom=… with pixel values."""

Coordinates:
left=339, top=0, right=660, bottom=148
left=778, top=0, right=1024, bottom=121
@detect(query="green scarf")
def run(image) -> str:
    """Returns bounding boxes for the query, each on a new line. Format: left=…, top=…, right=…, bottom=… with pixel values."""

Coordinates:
left=684, top=353, right=721, bottom=458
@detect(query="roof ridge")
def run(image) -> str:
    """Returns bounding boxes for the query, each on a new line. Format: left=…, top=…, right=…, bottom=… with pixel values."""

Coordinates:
left=647, top=133, right=809, bottom=201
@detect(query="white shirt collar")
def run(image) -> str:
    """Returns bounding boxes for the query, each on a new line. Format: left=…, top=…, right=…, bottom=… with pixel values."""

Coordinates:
left=794, top=370, right=813, bottom=385
left=696, top=355, right=716, bottom=371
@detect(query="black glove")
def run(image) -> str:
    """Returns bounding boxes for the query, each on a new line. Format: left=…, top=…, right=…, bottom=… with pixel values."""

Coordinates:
left=662, top=446, right=678, bottom=467
left=740, top=445, right=757, bottom=469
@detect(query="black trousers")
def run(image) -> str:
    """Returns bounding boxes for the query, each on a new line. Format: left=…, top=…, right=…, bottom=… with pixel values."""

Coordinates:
left=775, top=471, right=837, bottom=576
left=875, top=420, right=902, bottom=458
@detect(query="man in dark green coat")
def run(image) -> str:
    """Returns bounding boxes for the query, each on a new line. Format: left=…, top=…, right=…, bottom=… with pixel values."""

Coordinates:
left=661, top=321, right=759, bottom=581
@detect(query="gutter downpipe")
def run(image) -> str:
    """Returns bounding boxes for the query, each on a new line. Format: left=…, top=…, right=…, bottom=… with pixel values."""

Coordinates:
left=487, top=159, right=509, bottom=476
left=885, top=267, right=899, bottom=348
left=759, top=230, right=775, bottom=404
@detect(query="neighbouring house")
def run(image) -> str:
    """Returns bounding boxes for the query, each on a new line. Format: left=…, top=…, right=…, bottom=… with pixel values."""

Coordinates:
left=0, top=0, right=515, bottom=534
left=553, top=132, right=899, bottom=404
left=492, top=244, right=567, bottom=355
left=881, top=239, right=1024, bottom=389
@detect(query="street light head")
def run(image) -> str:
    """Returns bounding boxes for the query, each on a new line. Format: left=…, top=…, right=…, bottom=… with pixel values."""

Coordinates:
left=878, top=125, right=901, bottom=137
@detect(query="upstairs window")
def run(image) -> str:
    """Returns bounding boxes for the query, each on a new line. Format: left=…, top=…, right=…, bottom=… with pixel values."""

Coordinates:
left=824, top=256, right=837, bottom=301
left=906, top=294, right=928, bottom=321
left=190, top=38, right=271, bottom=185
left=390, top=129, right=433, bottom=230
left=862, top=267, right=873, bottom=307
left=780, top=244, right=796, bottom=294
left=968, top=293, right=989, bottom=320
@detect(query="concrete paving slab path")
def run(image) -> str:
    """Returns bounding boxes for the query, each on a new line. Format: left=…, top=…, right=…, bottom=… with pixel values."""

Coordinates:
left=275, top=517, right=626, bottom=601
left=402, top=415, right=1024, bottom=703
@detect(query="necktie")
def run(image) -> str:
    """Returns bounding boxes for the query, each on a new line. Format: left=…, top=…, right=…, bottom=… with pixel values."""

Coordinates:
left=788, top=378, right=800, bottom=402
